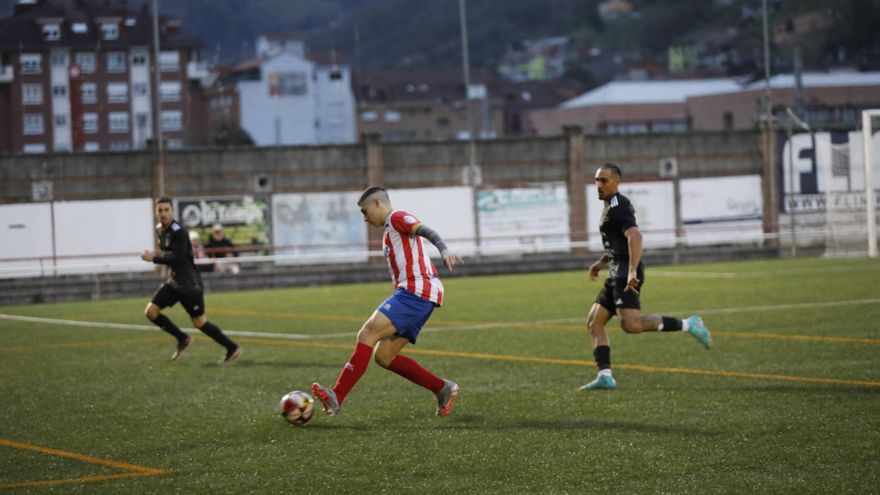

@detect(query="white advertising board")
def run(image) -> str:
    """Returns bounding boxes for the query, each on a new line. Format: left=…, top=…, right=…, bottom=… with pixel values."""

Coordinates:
left=0, top=199, right=154, bottom=278
left=680, top=175, right=763, bottom=245
left=388, top=186, right=476, bottom=255
left=476, top=183, right=570, bottom=254
left=0, top=203, right=54, bottom=277
left=53, top=198, right=155, bottom=274
left=272, top=191, right=368, bottom=265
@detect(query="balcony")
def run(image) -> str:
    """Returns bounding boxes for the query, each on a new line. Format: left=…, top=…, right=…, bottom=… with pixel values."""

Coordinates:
left=0, top=65, right=13, bottom=83
left=186, top=60, right=213, bottom=84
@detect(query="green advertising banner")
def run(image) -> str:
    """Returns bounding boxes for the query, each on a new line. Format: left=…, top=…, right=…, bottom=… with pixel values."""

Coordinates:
left=175, top=196, right=270, bottom=255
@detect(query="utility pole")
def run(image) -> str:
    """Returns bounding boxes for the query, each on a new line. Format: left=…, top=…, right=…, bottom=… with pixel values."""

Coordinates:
left=152, top=0, right=165, bottom=197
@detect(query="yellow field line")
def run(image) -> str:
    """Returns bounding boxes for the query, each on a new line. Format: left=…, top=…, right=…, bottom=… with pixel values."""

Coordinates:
left=233, top=337, right=880, bottom=389
left=207, top=308, right=880, bottom=345
left=0, top=472, right=162, bottom=489
left=0, top=438, right=169, bottom=490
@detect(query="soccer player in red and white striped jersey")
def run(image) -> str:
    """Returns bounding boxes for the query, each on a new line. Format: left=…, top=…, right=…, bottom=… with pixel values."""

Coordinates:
left=313, top=186, right=463, bottom=417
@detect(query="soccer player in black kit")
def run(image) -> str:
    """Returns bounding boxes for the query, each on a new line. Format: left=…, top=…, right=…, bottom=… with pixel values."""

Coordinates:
left=141, top=197, right=243, bottom=364
left=581, top=164, right=712, bottom=390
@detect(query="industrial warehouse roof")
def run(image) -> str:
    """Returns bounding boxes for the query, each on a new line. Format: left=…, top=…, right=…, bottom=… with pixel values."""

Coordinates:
left=562, top=72, right=880, bottom=108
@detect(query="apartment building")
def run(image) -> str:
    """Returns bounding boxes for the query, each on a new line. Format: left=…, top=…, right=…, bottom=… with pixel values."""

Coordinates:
left=218, top=34, right=356, bottom=146
left=0, top=0, right=210, bottom=154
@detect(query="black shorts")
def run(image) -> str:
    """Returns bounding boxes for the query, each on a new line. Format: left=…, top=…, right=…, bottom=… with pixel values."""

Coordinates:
left=595, top=269, right=645, bottom=313
left=151, top=283, right=206, bottom=318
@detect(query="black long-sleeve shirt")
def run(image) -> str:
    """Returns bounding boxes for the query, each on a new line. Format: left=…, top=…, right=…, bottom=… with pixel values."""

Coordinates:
left=154, top=221, right=203, bottom=291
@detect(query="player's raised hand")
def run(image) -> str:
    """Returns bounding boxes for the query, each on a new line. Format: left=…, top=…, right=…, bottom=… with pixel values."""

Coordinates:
left=441, top=250, right=463, bottom=271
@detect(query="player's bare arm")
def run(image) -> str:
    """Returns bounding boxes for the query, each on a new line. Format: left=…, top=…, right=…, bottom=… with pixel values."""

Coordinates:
left=624, top=226, right=643, bottom=294
left=413, top=224, right=463, bottom=270
left=589, top=255, right=609, bottom=281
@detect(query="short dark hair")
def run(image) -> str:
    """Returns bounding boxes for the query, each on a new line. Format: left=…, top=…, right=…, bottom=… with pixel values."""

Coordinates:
left=155, top=196, right=173, bottom=206
left=358, top=186, right=388, bottom=204
left=600, top=163, right=622, bottom=178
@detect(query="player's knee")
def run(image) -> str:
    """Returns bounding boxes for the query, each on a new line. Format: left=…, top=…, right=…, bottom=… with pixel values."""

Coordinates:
left=191, top=316, right=206, bottom=329
left=620, top=319, right=641, bottom=334
left=144, top=305, right=158, bottom=320
left=373, top=351, right=393, bottom=369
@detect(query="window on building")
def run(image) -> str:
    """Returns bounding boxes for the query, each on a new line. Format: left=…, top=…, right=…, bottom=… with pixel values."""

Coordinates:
left=159, top=81, right=181, bottom=102
left=23, top=114, right=44, bottom=134
left=107, top=83, right=128, bottom=103
left=52, top=85, right=67, bottom=98
left=109, top=141, right=130, bottom=150
left=722, top=112, right=734, bottom=130
left=166, top=139, right=183, bottom=149
left=83, top=113, right=98, bottom=133
left=606, top=122, right=649, bottom=134
left=50, top=52, right=67, bottom=66
left=101, top=23, right=118, bottom=40
left=384, top=110, right=401, bottom=123
left=54, top=114, right=68, bottom=127
left=20, top=54, right=42, bottom=74
left=131, top=53, right=147, bottom=66
left=135, top=113, right=149, bottom=129
left=43, top=24, right=60, bottom=41
left=159, top=51, right=179, bottom=72
left=75, top=52, right=95, bottom=73
left=107, top=52, right=126, bottom=73
left=268, top=72, right=307, bottom=96
left=132, top=83, right=148, bottom=97
left=23, top=84, right=43, bottom=105
left=161, top=110, right=182, bottom=131
left=360, top=111, right=378, bottom=122
left=81, top=83, right=97, bottom=104
left=84, top=142, right=100, bottom=151
left=109, top=112, right=129, bottom=132
left=23, top=143, right=47, bottom=153
left=72, top=22, right=88, bottom=34
left=652, top=121, right=688, bottom=133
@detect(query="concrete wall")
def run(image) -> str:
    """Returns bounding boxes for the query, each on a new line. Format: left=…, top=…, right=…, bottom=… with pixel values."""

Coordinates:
left=0, top=130, right=763, bottom=203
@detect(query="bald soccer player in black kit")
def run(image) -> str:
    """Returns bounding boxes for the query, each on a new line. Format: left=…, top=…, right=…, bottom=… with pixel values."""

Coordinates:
left=141, top=197, right=242, bottom=364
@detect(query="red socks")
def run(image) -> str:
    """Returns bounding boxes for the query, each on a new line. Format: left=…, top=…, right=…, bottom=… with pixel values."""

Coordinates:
left=387, top=354, right=444, bottom=393
left=333, top=343, right=373, bottom=404
left=332, top=343, right=445, bottom=404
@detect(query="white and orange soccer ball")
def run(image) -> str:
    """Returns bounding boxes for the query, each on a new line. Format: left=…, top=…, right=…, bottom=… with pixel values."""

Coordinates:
left=279, top=390, right=315, bottom=425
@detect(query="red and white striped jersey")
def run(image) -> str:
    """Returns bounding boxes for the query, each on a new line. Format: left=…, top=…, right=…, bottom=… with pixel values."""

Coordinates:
left=383, top=210, right=444, bottom=305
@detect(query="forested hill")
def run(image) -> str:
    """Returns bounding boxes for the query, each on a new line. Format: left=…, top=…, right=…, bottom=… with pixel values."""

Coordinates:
left=2, top=0, right=878, bottom=77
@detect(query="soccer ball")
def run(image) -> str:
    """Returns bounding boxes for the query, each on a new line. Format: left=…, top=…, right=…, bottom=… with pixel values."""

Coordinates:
left=279, top=390, right=315, bottom=425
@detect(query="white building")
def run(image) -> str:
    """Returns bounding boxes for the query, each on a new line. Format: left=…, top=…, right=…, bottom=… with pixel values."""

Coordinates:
left=229, top=35, right=356, bottom=146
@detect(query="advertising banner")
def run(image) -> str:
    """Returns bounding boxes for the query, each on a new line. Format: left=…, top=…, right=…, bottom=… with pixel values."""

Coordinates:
left=272, top=191, right=367, bottom=265
left=477, top=183, right=570, bottom=253
left=176, top=196, right=271, bottom=254
left=780, top=130, right=880, bottom=213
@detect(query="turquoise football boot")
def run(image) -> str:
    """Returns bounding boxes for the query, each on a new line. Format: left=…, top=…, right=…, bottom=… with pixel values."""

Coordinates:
left=686, top=315, right=714, bottom=349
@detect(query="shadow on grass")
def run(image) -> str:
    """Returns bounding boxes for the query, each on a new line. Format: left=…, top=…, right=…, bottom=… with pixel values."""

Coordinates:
left=438, top=415, right=721, bottom=436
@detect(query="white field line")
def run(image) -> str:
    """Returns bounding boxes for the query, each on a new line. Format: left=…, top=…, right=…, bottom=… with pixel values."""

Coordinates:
left=649, top=263, right=880, bottom=279
left=0, top=313, right=353, bottom=340
left=2, top=296, right=878, bottom=339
